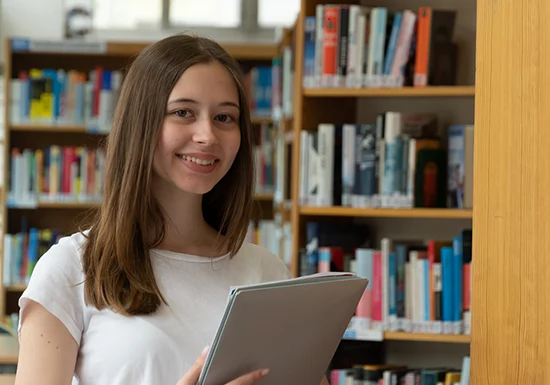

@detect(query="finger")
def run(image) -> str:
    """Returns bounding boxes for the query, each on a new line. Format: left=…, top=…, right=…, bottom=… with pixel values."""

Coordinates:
left=226, top=368, right=270, bottom=385
left=177, top=346, right=210, bottom=385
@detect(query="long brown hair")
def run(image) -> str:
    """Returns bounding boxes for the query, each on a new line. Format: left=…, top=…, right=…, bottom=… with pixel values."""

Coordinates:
left=81, top=34, right=256, bottom=316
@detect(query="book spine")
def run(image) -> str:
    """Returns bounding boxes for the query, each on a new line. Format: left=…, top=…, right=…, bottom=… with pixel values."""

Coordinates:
left=341, top=124, right=356, bottom=207
left=336, top=5, right=349, bottom=87
left=317, top=123, right=335, bottom=206
left=303, top=16, right=317, bottom=88
left=321, top=5, right=339, bottom=87
left=313, top=4, right=325, bottom=87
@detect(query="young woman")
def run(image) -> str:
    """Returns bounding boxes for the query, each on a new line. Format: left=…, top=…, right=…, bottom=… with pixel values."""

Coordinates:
left=13, top=34, right=297, bottom=385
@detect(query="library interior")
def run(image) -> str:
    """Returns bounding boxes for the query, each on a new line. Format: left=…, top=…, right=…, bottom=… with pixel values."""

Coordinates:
left=0, top=0, right=546, bottom=384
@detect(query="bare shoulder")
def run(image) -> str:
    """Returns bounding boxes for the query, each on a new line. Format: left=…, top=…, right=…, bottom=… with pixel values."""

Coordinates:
left=16, top=300, right=78, bottom=385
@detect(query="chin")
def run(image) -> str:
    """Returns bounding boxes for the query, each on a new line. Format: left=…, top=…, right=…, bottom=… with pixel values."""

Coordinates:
left=173, top=167, right=229, bottom=195
left=174, top=179, right=218, bottom=195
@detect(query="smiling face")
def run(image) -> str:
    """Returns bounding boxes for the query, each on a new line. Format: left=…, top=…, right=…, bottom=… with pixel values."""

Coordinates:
left=153, top=60, right=242, bottom=195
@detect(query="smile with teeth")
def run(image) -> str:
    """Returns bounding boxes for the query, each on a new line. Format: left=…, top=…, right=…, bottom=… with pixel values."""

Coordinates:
left=177, top=154, right=218, bottom=166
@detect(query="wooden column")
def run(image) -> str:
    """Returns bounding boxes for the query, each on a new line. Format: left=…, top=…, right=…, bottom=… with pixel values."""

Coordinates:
left=472, top=0, right=550, bottom=383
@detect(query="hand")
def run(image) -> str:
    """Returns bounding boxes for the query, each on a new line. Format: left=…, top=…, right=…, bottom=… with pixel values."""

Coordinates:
left=177, top=346, right=270, bottom=385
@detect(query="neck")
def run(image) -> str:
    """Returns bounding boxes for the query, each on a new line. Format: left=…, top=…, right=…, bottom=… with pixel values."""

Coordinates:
left=152, top=176, right=218, bottom=255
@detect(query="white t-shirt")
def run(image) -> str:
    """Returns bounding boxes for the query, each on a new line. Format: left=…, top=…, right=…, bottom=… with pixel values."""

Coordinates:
left=18, top=231, right=291, bottom=385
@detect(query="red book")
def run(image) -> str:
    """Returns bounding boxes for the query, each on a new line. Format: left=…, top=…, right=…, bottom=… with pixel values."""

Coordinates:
left=322, top=6, right=339, bottom=81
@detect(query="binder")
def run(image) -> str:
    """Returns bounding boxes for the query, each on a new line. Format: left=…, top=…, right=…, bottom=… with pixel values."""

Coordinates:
left=197, top=272, right=369, bottom=385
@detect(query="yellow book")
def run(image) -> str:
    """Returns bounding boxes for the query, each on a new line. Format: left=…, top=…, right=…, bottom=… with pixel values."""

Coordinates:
left=35, top=149, right=43, bottom=196
left=444, top=372, right=461, bottom=385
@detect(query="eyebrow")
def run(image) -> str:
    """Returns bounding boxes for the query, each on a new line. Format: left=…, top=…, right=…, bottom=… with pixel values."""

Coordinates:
left=168, top=98, right=239, bottom=109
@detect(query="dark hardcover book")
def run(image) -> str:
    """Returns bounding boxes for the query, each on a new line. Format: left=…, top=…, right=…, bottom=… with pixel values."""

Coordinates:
left=414, top=148, right=447, bottom=208
left=355, top=124, right=377, bottom=203
left=332, top=125, right=344, bottom=206
left=427, top=10, right=458, bottom=85
left=337, top=5, right=350, bottom=81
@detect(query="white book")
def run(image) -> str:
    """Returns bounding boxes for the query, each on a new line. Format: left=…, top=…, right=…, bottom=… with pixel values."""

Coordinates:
left=313, top=4, right=325, bottom=87
left=299, top=130, right=310, bottom=205
left=317, top=123, right=335, bottom=206
left=307, top=133, right=319, bottom=205
left=341, top=124, right=356, bottom=206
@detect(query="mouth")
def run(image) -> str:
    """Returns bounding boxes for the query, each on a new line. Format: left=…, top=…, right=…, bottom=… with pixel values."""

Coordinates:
left=176, top=154, right=219, bottom=166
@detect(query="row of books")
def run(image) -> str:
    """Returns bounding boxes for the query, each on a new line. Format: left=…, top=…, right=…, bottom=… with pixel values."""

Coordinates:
left=5, top=218, right=287, bottom=288
left=9, top=67, right=121, bottom=132
left=245, top=66, right=274, bottom=119
left=300, top=221, right=472, bottom=335
left=303, top=4, right=458, bottom=89
left=7, top=137, right=277, bottom=208
left=0, top=313, right=19, bottom=337
left=271, top=47, right=294, bottom=121
left=3, top=226, right=62, bottom=287
left=299, top=112, right=474, bottom=209
left=246, top=219, right=292, bottom=269
left=329, top=356, right=470, bottom=385
left=254, top=122, right=276, bottom=195
left=7, top=145, right=105, bottom=207
left=8, top=65, right=277, bottom=128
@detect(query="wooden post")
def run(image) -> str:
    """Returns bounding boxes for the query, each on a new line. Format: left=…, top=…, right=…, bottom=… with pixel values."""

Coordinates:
left=472, top=0, right=550, bottom=383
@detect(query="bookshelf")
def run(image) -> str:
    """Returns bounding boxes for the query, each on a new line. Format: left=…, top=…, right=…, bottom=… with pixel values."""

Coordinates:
left=0, top=1, right=544, bottom=383
left=0, top=37, right=283, bottom=320
left=282, top=0, right=475, bottom=381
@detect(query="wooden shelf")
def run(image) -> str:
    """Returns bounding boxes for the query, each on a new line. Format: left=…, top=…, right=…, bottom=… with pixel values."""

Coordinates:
left=384, top=331, right=471, bottom=344
left=36, top=201, right=100, bottom=209
left=299, top=206, right=473, bottom=219
left=9, top=123, right=103, bottom=134
left=0, top=336, right=19, bottom=365
left=5, top=285, right=26, bottom=292
left=7, top=201, right=100, bottom=209
left=13, top=40, right=279, bottom=61
left=254, top=193, right=274, bottom=201
left=250, top=116, right=273, bottom=125
left=303, top=86, right=475, bottom=98
left=10, top=119, right=273, bottom=132
left=9, top=195, right=272, bottom=210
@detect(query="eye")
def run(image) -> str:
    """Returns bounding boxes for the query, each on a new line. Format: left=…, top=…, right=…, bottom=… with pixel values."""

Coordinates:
left=215, top=114, right=236, bottom=123
left=173, top=109, right=192, bottom=118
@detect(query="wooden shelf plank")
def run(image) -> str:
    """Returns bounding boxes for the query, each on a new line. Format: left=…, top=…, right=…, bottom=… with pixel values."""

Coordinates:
left=36, top=202, right=100, bottom=209
left=9, top=123, right=102, bottom=134
left=299, top=206, right=473, bottom=219
left=254, top=193, right=274, bottom=201
left=0, top=336, right=19, bottom=365
left=250, top=117, right=273, bottom=125
left=5, top=285, right=26, bottom=292
left=303, top=86, right=475, bottom=98
left=220, top=43, right=280, bottom=60
left=384, top=331, right=471, bottom=343
left=14, top=41, right=279, bottom=61
left=0, top=374, right=16, bottom=385
left=11, top=119, right=274, bottom=132
left=9, top=195, right=272, bottom=210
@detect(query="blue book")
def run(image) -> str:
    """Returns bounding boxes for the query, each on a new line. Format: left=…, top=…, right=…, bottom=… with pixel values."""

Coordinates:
left=303, top=16, right=316, bottom=86
left=441, top=246, right=454, bottom=330
left=384, top=12, right=403, bottom=75
left=453, top=236, right=464, bottom=327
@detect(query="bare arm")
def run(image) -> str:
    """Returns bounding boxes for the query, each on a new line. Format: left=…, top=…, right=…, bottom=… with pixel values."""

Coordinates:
left=15, top=300, right=78, bottom=385
left=321, top=375, right=330, bottom=385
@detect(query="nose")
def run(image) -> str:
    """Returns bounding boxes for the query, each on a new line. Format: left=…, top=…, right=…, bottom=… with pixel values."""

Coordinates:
left=192, top=117, right=218, bottom=146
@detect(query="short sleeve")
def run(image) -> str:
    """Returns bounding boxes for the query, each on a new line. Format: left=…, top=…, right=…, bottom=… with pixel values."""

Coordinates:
left=18, top=234, right=86, bottom=346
